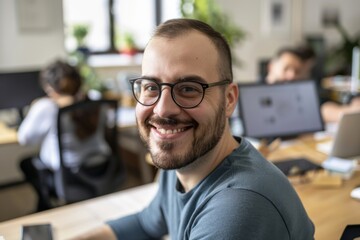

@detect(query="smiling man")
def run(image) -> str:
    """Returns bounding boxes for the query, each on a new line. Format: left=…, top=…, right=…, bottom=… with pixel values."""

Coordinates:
left=73, top=18, right=314, bottom=240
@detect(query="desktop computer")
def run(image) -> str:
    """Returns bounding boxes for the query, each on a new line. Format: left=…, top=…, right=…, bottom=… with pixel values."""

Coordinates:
left=0, top=70, right=45, bottom=126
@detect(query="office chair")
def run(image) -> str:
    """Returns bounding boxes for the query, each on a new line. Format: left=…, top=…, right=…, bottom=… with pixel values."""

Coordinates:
left=340, top=224, right=360, bottom=240
left=35, top=99, right=126, bottom=207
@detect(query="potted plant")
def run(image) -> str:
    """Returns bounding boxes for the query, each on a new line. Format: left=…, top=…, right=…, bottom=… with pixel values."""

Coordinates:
left=180, top=0, right=246, bottom=65
left=325, top=23, right=360, bottom=76
left=72, top=24, right=90, bottom=57
left=73, top=24, right=89, bottom=47
left=120, top=32, right=138, bottom=55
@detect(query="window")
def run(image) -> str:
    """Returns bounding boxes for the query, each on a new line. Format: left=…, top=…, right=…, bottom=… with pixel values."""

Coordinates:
left=63, top=0, right=110, bottom=52
left=62, top=0, right=181, bottom=54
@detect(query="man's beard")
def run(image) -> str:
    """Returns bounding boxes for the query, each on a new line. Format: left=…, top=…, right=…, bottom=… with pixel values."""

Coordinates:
left=137, top=100, right=226, bottom=170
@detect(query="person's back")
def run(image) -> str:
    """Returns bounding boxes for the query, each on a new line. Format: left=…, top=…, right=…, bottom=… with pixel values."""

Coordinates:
left=58, top=102, right=111, bottom=168
left=18, top=59, right=110, bottom=169
left=18, top=59, right=109, bottom=210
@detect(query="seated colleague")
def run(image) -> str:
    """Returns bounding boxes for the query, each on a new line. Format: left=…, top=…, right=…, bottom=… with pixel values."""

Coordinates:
left=321, top=97, right=360, bottom=122
left=266, top=46, right=360, bottom=123
left=266, top=47, right=309, bottom=84
left=18, top=59, right=111, bottom=211
left=72, top=19, right=314, bottom=240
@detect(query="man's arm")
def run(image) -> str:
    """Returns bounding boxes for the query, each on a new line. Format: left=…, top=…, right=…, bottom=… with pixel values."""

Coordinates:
left=69, top=224, right=116, bottom=240
left=321, top=96, right=360, bottom=123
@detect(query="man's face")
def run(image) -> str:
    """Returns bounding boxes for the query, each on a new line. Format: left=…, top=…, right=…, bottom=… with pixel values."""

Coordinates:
left=267, top=52, right=305, bottom=84
left=136, top=31, right=228, bottom=170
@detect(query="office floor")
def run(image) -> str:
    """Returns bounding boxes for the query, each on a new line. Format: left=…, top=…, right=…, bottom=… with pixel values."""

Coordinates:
left=0, top=183, right=35, bottom=222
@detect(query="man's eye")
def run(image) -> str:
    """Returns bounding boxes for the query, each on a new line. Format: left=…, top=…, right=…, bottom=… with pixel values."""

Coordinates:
left=180, top=86, right=198, bottom=93
left=143, top=84, right=159, bottom=92
left=176, top=83, right=202, bottom=97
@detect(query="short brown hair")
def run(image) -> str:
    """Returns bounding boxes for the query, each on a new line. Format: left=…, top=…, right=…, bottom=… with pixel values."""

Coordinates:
left=40, top=59, right=82, bottom=96
left=152, top=18, right=233, bottom=82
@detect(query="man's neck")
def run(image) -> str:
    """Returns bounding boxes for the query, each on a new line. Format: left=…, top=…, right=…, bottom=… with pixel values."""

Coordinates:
left=176, top=132, right=239, bottom=192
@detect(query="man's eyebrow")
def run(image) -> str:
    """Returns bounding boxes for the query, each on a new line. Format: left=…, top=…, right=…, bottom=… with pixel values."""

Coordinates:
left=140, top=76, right=159, bottom=81
left=140, top=75, right=206, bottom=83
left=178, top=75, right=206, bottom=83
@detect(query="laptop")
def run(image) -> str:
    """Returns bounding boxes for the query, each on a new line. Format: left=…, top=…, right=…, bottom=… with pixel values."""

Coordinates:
left=237, top=80, right=324, bottom=139
left=330, top=111, right=360, bottom=159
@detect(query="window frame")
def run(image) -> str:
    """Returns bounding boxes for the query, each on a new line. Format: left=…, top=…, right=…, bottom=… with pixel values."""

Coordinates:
left=92, top=0, right=162, bottom=55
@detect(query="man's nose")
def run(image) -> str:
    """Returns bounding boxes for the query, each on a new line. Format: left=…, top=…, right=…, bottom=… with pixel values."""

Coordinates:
left=153, top=88, right=181, bottom=117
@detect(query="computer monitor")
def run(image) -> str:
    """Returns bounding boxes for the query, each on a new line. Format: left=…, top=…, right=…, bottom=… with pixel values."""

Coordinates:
left=0, top=70, right=45, bottom=110
left=237, top=80, right=324, bottom=139
left=330, top=111, right=360, bottom=159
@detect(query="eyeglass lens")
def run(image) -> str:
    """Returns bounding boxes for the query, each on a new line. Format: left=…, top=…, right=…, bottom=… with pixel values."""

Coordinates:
left=132, top=79, right=204, bottom=108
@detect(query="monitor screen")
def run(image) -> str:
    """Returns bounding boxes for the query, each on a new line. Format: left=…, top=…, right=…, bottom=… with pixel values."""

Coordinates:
left=0, top=70, right=46, bottom=110
left=237, top=80, right=324, bottom=139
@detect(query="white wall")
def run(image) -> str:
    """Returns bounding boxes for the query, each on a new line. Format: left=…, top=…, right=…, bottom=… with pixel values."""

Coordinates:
left=1, top=0, right=359, bottom=79
left=0, top=0, right=65, bottom=184
left=217, top=0, right=360, bottom=82
left=0, top=0, right=66, bottom=71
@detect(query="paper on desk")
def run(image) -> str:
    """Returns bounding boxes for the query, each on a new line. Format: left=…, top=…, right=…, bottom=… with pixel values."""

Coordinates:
left=316, top=142, right=333, bottom=155
left=322, top=156, right=357, bottom=173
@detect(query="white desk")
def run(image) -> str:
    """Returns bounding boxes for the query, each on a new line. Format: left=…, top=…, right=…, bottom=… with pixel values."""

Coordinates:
left=0, top=183, right=158, bottom=240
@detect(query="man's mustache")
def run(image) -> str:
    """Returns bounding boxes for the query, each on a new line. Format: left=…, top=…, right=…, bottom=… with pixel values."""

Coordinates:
left=147, top=117, right=197, bottom=127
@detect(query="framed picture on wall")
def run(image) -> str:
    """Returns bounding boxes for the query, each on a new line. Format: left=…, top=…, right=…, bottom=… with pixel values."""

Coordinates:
left=261, top=0, right=292, bottom=35
left=16, top=0, right=52, bottom=32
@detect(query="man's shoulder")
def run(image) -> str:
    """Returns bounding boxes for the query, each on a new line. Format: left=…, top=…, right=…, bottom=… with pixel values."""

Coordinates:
left=32, top=97, right=57, bottom=108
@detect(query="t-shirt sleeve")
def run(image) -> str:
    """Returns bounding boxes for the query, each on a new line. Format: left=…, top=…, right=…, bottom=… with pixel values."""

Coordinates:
left=107, top=213, right=160, bottom=240
left=189, top=188, right=291, bottom=240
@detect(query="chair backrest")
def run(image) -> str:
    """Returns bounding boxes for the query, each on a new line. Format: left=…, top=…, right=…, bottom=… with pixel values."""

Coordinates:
left=54, top=99, right=125, bottom=203
left=340, top=224, right=360, bottom=240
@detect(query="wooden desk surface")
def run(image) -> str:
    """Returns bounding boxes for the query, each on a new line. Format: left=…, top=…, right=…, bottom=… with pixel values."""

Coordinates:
left=0, top=183, right=158, bottom=240
left=295, top=172, right=360, bottom=240
left=267, top=135, right=360, bottom=240
left=1, top=135, right=359, bottom=240
left=0, top=122, right=17, bottom=145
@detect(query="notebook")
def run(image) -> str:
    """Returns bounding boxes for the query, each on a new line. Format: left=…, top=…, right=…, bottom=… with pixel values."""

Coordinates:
left=237, top=80, right=324, bottom=139
left=330, top=111, right=360, bottom=159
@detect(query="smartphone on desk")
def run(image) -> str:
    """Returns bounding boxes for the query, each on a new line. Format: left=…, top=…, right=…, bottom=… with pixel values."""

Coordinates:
left=21, top=223, right=53, bottom=240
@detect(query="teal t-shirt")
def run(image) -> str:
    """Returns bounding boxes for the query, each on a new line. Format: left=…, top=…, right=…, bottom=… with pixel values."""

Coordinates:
left=108, top=137, right=314, bottom=240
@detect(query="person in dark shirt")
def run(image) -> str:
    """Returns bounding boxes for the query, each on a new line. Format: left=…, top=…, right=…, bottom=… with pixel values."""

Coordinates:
left=71, top=18, right=314, bottom=240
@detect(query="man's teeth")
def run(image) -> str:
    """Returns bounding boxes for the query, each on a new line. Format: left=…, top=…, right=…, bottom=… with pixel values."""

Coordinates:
left=158, top=128, right=185, bottom=134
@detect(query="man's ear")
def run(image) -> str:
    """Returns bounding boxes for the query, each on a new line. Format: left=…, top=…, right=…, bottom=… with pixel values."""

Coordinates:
left=225, top=83, right=238, bottom=118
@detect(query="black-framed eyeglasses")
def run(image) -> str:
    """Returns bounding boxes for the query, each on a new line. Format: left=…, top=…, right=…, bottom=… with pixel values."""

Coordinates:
left=129, top=78, right=231, bottom=109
